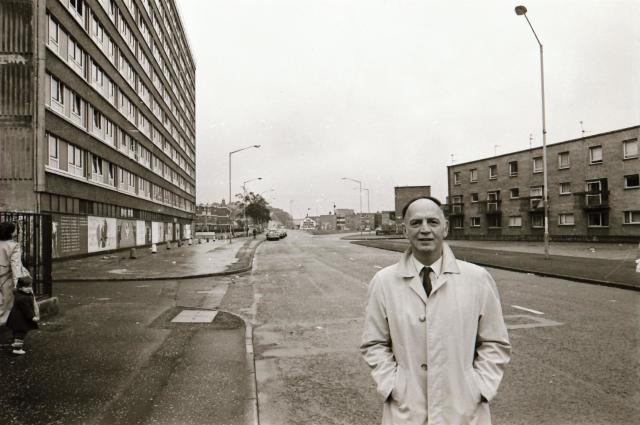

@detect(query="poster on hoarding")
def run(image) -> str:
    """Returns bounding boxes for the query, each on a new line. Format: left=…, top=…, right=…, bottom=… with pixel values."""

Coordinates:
left=184, top=224, right=191, bottom=239
left=51, top=214, right=88, bottom=258
left=117, top=219, right=136, bottom=249
left=152, top=221, right=164, bottom=244
left=136, top=220, right=146, bottom=246
left=145, top=221, right=152, bottom=244
left=165, top=222, right=173, bottom=241
left=87, top=216, right=117, bottom=252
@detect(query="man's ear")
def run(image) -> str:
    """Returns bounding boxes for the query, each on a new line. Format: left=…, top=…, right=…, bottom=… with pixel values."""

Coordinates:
left=444, top=220, right=449, bottom=239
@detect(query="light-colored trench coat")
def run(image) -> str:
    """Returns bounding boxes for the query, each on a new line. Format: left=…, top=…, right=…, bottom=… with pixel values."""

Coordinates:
left=0, top=239, right=22, bottom=325
left=360, top=243, right=511, bottom=425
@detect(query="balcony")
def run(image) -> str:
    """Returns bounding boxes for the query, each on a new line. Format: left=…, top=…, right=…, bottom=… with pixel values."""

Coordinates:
left=482, top=200, right=502, bottom=215
left=449, top=203, right=464, bottom=217
left=577, top=191, right=610, bottom=210
left=528, top=197, right=544, bottom=213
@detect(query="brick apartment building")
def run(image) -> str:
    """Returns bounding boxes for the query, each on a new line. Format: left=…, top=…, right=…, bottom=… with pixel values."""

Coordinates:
left=446, top=126, right=639, bottom=242
left=0, top=0, right=196, bottom=257
left=195, top=203, right=231, bottom=234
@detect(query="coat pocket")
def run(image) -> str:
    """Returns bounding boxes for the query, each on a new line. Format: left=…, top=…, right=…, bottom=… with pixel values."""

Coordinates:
left=464, top=367, right=483, bottom=406
left=391, top=365, right=408, bottom=405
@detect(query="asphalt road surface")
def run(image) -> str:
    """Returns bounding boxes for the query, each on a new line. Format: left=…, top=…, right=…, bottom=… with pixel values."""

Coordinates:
left=221, top=230, right=639, bottom=425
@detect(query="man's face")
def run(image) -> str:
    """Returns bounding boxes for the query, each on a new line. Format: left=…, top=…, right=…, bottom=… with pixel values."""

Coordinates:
left=404, top=199, right=448, bottom=259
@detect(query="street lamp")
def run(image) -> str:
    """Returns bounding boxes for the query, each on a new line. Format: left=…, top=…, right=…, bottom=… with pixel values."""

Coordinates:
left=242, top=177, right=262, bottom=237
left=289, top=199, right=294, bottom=229
left=515, top=5, right=550, bottom=259
left=228, top=144, right=261, bottom=242
left=341, top=177, right=363, bottom=234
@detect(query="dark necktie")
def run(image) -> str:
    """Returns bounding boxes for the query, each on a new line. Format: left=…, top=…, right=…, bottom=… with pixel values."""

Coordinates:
left=422, top=266, right=432, bottom=298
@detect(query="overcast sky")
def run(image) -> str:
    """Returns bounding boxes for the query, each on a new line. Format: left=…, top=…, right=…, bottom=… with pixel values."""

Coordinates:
left=177, top=0, right=639, bottom=218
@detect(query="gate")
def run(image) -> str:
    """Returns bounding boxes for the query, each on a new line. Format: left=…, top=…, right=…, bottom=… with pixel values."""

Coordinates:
left=0, top=212, right=52, bottom=299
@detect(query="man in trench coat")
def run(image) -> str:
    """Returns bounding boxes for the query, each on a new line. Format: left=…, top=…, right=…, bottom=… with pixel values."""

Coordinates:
left=360, top=197, right=511, bottom=425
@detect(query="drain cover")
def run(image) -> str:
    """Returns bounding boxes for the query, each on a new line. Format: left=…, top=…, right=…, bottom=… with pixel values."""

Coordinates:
left=171, top=310, right=218, bottom=323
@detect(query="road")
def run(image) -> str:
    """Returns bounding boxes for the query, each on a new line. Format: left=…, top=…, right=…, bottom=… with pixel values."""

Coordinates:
left=221, top=230, right=639, bottom=425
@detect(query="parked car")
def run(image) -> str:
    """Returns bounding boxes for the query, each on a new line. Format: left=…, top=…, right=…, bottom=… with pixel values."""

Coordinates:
left=278, top=228, right=287, bottom=239
left=267, top=229, right=280, bottom=241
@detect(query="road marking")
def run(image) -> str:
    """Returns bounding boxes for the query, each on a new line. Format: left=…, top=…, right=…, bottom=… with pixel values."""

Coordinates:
left=374, top=265, right=382, bottom=269
left=505, top=314, right=562, bottom=330
left=512, top=305, right=544, bottom=315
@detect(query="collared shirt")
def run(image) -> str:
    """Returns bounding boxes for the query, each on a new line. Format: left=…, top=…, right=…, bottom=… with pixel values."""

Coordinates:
left=411, top=254, right=443, bottom=285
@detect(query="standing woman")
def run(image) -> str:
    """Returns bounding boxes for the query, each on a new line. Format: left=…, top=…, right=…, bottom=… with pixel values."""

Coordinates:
left=0, top=222, right=24, bottom=325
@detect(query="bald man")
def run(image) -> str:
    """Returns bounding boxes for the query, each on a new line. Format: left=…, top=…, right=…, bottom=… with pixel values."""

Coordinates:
left=360, top=196, right=510, bottom=425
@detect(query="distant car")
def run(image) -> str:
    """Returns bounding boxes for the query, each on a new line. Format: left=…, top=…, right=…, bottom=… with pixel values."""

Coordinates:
left=267, top=229, right=280, bottom=241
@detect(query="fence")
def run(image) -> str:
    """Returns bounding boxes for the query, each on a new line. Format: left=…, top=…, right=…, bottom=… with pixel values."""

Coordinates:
left=0, top=212, right=52, bottom=299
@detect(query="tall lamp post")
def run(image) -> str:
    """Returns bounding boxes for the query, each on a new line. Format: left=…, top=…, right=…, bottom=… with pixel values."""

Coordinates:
left=289, top=199, right=294, bottom=229
left=242, top=177, right=262, bottom=237
left=362, top=188, right=370, bottom=232
left=228, top=144, right=261, bottom=242
left=515, top=5, right=550, bottom=259
left=341, top=177, right=363, bottom=234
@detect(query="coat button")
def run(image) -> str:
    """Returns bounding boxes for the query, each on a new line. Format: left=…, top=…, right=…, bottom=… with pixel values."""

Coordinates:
left=419, top=315, right=426, bottom=322
left=421, top=363, right=428, bottom=370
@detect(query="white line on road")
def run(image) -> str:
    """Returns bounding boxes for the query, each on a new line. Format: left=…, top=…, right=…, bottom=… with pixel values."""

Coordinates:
left=374, top=265, right=382, bottom=269
left=512, top=305, right=544, bottom=315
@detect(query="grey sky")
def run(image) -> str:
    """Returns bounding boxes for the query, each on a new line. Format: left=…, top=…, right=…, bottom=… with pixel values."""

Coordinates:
left=177, top=0, right=639, bottom=218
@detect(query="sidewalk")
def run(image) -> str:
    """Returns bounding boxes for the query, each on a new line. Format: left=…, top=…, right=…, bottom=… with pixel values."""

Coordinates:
left=351, top=238, right=640, bottom=291
left=53, top=237, right=263, bottom=281
left=1, top=236, right=264, bottom=425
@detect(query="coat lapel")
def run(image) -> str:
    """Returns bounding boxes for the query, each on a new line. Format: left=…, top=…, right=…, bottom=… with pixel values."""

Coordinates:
left=396, top=250, right=427, bottom=304
left=430, top=243, right=461, bottom=295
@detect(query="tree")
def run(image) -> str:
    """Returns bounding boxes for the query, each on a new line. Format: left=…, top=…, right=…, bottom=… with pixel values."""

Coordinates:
left=235, top=192, right=271, bottom=231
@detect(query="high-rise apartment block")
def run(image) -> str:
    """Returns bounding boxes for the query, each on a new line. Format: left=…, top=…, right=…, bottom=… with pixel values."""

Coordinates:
left=447, top=126, right=639, bottom=242
left=0, top=0, right=196, bottom=257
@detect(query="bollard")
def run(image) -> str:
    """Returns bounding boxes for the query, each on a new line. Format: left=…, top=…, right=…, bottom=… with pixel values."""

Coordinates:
left=188, top=238, right=192, bottom=246
left=129, top=248, right=137, bottom=259
left=178, top=240, right=182, bottom=247
left=151, top=243, right=157, bottom=254
left=206, top=238, right=210, bottom=243
left=166, top=241, right=171, bottom=250
left=198, top=238, right=201, bottom=244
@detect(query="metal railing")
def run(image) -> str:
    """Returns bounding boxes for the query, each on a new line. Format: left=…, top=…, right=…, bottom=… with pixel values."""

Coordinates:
left=0, top=212, right=52, bottom=299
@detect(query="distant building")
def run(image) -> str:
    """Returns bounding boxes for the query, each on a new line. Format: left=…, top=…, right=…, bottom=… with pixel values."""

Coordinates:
left=317, top=214, right=337, bottom=231
left=447, top=125, right=640, bottom=242
left=395, top=186, right=432, bottom=226
left=195, top=203, right=231, bottom=233
left=335, top=208, right=355, bottom=230
left=375, top=211, right=398, bottom=233
left=0, top=0, right=196, bottom=257
left=300, top=217, right=317, bottom=230
left=361, top=213, right=376, bottom=230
